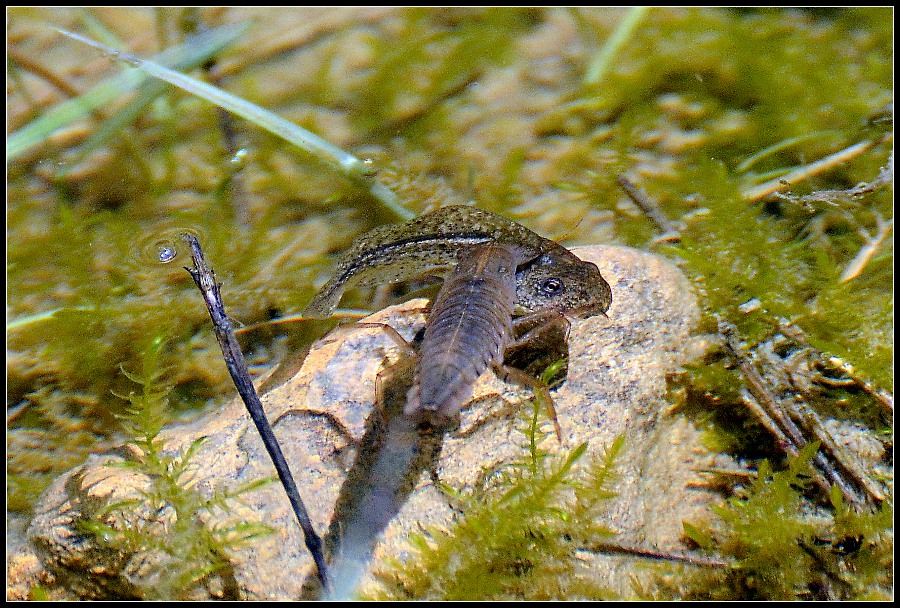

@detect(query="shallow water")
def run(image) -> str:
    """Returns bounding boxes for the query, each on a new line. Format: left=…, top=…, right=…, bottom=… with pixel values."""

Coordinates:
left=7, top=7, right=892, bottom=600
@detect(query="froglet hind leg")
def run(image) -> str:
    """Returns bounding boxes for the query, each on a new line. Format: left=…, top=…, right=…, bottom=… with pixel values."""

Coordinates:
left=494, top=364, right=564, bottom=443
left=319, top=321, right=417, bottom=355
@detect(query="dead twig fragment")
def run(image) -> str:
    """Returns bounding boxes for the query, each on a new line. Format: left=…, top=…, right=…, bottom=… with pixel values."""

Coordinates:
left=793, top=403, right=885, bottom=502
left=839, top=211, right=893, bottom=283
left=182, top=234, right=331, bottom=591
left=818, top=358, right=894, bottom=414
left=616, top=175, right=681, bottom=243
left=740, top=137, right=887, bottom=202
left=776, top=319, right=893, bottom=415
left=583, top=540, right=729, bottom=568
left=776, top=153, right=893, bottom=209
left=718, top=319, right=866, bottom=505
left=7, top=46, right=83, bottom=100
left=737, top=388, right=797, bottom=454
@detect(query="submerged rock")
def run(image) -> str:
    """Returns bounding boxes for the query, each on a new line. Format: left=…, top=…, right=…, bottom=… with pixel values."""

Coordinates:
left=21, top=245, right=719, bottom=599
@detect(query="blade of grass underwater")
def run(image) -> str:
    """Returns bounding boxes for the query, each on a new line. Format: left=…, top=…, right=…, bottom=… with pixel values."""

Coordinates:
left=57, top=28, right=412, bottom=222
left=734, top=130, right=837, bottom=174
left=6, top=22, right=249, bottom=161
left=58, top=8, right=163, bottom=171
left=59, top=79, right=172, bottom=176
left=76, top=8, right=129, bottom=49
left=584, top=6, right=649, bottom=86
left=6, top=306, right=96, bottom=332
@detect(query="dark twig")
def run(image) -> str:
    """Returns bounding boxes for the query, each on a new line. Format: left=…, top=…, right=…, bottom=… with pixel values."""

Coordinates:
left=182, top=234, right=330, bottom=591
left=824, top=362, right=893, bottom=414
left=582, top=540, right=729, bottom=568
left=770, top=320, right=887, bottom=502
left=718, top=319, right=865, bottom=505
left=213, top=105, right=251, bottom=228
left=8, top=46, right=83, bottom=100
left=793, top=403, right=884, bottom=502
left=616, top=175, right=681, bottom=243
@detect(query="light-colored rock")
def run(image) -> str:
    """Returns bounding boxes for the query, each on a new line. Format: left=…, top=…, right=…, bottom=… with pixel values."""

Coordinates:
left=23, top=245, right=718, bottom=599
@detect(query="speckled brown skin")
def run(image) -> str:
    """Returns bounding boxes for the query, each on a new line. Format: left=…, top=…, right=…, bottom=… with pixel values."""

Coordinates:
left=303, top=206, right=612, bottom=319
left=405, top=242, right=518, bottom=418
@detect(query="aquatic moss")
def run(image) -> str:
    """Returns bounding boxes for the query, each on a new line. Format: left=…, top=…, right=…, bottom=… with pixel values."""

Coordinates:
left=77, top=335, right=274, bottom=600
left=564, top=8, right=892, bottom=389
left=367, top=400, right=623, bottom=600
left=677, top=445, right=893, bottom=600
left=347, top=8, right=539, bottom=138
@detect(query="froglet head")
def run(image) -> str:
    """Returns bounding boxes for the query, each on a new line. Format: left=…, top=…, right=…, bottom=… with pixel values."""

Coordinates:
left=515, top=252, right=612, bottom=317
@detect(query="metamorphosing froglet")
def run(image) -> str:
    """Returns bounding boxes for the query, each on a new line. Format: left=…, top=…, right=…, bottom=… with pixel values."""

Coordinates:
left=303, top=205, right=612, bottom=319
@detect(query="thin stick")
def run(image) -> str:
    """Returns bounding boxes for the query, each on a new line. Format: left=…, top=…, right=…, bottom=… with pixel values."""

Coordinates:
left=583, top=540, right=729, bottom=568
left=776, top=319, right=893, bottom=413
left=740, top=138, right=881, bottom=202
left=7, top=46, right=83, bottom=99
left=735, top=387, right=846, bottom=501
left=840, top=211, right=893, bottom=283
left=822, top=361, right=893, bottom=414
left=182, top=234, right=330, bottom=591
left=794, top=404, right=884, bottom=502
left=719, top=319, right=864, bottom=504
left=775, top=152, right=893, bottom=208
left=616, top=175, right=680, bottom=242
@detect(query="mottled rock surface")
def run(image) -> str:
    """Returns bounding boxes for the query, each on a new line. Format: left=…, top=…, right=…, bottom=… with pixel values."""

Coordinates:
left=19, top=245, right=719, bottom=599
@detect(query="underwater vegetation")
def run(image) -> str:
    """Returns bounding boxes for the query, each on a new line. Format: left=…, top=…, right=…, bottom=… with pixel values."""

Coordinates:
left=7, top=7, right=892, bottom=600
left=72, top=335, right=273, bottom=600
left=367, top=402, right=624, bottom=601
left=676, top=444, right=893, bottom=601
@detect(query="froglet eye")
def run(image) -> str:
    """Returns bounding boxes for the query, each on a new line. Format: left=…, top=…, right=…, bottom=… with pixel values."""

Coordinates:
left=541, top=277, right=564, bottom=296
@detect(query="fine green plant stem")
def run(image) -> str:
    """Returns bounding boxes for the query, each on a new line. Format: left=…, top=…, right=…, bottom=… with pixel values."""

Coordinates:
left=76, top=8, right=129, bottom=49
left=584, top=6, right=650, bottom=86
left=6, top=306, right=96, bottom=332
left=58, top=78, right=172, bottom=178
left=54, top=27, right=412, bottom=222
left=734, top=130, right=837, bottom=174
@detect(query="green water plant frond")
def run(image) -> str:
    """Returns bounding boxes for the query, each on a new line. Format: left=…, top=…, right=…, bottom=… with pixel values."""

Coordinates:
left=368, top=395, right=625, bottom=601
left=79, top=335, right=274, bottom=600
left=55, top=26, right=410, bottom=221
left=680, top=443, right=893, bottom=600
left=7, top=22, right=248, bottom=162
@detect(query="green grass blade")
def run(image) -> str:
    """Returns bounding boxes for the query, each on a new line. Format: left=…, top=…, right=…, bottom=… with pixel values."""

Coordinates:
left=6, top=306, right=95, bottom=332
left=584, top=6, right=650, bottom=86
left=6, top=22, right=249, bottom=161
left=59, top=78, right=171, bottom=174
left=76, top=8, right=129, bottom=50
left=734, top=130, right=837, bottom=173
left=54, top=28, right=412, bottom=221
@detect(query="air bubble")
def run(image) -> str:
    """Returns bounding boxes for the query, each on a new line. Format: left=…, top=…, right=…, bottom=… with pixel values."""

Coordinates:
left=156, top=243, right=178, bottom=264
left=128, top=224, right=207, bottom=274
left=230, top=148, right=248, bottom=165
